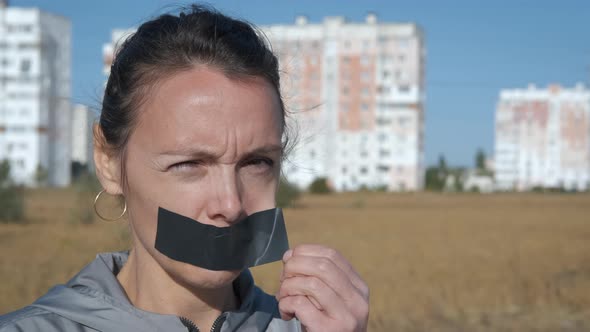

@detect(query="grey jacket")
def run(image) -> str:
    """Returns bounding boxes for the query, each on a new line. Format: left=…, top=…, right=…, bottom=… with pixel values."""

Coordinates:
left=0, top=251, right=301, bottom=332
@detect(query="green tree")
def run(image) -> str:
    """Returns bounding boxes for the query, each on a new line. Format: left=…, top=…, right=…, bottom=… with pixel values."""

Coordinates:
left=475, top=148, right=486, bottom=171
left=308, top=177, right=332, bottom=194
left=425, top=154, right=449, bottom=191
left=0, top=160, right=25, bottom=223
left=425, top=166, right=445, bottom=191
left=70, top=173, right=102, bottom=224
left=34, top=164, right=49, bottom=187
left=438, top=155, right=447, bottom=173
left=276, top=177, right=301, bottom=208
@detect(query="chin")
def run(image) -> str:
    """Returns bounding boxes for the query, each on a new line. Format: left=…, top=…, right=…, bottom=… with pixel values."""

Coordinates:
left=167, top=259, right=243, bottom=290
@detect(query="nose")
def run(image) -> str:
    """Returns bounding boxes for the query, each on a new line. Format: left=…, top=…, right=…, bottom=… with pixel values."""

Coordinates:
left=205, top=169, right=245, bottom=226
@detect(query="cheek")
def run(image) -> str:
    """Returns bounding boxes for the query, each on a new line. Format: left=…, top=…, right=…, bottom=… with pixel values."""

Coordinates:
left=239, top=169, right=279, bottom=213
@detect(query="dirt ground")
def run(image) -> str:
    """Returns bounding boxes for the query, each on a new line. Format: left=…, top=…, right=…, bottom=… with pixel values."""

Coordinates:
left=1, top=189, right=589, bottom=331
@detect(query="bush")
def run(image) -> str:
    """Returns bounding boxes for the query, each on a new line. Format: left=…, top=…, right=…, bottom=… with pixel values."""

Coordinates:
left=308, top=177, right=332, bottom=194
left=0, top=160, right=25, bottom=223
left=70, top=172, right=102, bottom=224
left=276, top=177, right=301, bottom=208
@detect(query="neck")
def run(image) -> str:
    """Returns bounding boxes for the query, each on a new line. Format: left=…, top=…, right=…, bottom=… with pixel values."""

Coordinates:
left=116, top=246, right=238, bottom=330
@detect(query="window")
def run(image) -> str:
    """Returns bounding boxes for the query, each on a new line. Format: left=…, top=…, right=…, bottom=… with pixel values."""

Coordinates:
left=9, top=126, right=26, bottom=132
left=377, top=85, right=390, bottom=94
left=360, top=55, right=369, bottom=66
left=361, top=103, right=369, bottom=111
left=377, top=165, right=390, bottom=172
left=399, top=85, right=410, bottom=93
left=20, top=59, right=31, bottom=74
left=360, top=167, right=368, bottom=175
left=398, top=38, right=410, bottom=48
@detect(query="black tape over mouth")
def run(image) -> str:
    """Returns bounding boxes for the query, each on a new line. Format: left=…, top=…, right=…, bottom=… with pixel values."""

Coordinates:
left=154, top=207, right=289, bottom=271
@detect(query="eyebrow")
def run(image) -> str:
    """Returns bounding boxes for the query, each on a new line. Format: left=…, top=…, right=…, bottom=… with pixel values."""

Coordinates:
left=159, top=144, right=283, bottom=160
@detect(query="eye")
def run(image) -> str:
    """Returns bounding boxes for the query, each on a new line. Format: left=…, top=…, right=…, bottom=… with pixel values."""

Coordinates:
left=169, top=160, right=203, bottom=171
left=243, top=157, right=274, bottom=169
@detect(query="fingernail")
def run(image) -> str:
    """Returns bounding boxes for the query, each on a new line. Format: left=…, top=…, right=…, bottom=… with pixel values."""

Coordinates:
left=283, top=249, right=293, bottom=262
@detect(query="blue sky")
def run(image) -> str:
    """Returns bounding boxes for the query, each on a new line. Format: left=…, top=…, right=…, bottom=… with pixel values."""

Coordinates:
left=11, top=0, right=590, bottom=166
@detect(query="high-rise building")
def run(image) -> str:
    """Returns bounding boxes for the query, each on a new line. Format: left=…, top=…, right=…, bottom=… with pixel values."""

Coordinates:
left=71, top=104, right=95, bottom=168
left=0, top=2, right=72, bottom=186
left=102, top=14, right=426, bottom=191
left=261, top=15, right=425, bottom=191
left=494, top=84, right=590, bottom=191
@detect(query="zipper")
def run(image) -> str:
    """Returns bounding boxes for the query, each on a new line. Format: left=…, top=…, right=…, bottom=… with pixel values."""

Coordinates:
left=179, top=313, right=227, bottom=332
left=210, top=313, right=227, bottom=332
left=179, top=316, right=200, bottom=332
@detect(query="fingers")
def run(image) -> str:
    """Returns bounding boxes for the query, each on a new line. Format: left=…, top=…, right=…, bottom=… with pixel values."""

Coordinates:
left=277, top=275, right=349, bottom=317
left=285, top=244, right=369, bottom=299
left=278, top=295, right=325, bottom=325
left=280, top=254, right=367, bottom=313
left=277, top=244, right=370, bottom=332
left=278, top=295, right=359, bottom=332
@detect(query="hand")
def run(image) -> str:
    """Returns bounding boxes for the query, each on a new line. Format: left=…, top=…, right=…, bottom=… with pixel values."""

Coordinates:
left=276, top=244, right=369, bottom=332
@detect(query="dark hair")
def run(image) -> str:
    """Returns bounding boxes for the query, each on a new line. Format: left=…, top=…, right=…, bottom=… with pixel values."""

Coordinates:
left=97, top=4, right=290, bottom=184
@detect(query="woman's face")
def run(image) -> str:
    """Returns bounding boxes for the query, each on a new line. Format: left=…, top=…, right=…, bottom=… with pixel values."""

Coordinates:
left=115, top=67, right=283, bottom=289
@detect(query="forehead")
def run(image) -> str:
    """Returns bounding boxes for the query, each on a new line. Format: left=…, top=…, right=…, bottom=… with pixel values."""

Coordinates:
left=131, top=66, right=283, bottom=154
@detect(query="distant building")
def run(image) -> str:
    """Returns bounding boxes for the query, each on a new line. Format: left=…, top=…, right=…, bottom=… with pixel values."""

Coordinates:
left=102, top=15, right=426, bottom=192
left=71, top=104, right=95, bottom=168
left=102, top=29, right=133, bottom=76
left=261, top=15, right=426, bottom=191
left=0, top=2, right=72, bottom=186
left=494, top=84, right=590, bottom=191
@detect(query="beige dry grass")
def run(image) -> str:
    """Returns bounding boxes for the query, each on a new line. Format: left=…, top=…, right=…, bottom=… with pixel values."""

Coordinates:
left=1, top=189, right=589, bottom=331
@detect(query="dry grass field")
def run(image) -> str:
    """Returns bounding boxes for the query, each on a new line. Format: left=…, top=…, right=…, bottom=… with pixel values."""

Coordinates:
left=1, top=189, right=589, bottom=331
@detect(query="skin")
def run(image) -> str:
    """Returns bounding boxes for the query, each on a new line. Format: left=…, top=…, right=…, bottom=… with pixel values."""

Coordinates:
left=94, top=66, right=369, bottom=331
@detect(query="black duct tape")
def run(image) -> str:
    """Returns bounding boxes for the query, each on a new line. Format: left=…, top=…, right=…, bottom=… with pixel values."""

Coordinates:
left=154, top=207, right=289, bottom=271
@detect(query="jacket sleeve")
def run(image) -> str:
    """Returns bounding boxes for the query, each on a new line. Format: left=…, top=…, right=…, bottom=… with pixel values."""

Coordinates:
left=0, top=306, right=93, bottom=332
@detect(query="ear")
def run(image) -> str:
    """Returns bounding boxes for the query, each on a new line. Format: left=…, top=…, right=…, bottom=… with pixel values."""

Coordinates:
left=93, top=123, right=124, bottom=195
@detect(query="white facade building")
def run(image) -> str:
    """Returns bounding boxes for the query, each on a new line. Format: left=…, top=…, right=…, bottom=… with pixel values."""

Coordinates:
left=102, top=14, right=426, bottom=192
left=261, top=15, right=425, bottom=191
left=0, top=1, right=71, bottom=186
left=71, top=104, right=95, bottom=167
left=495, top=84, right=590, bottom=191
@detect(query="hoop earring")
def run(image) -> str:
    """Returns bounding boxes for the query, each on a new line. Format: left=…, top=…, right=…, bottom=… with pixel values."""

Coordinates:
left=94, top=189, right=127, bottom=222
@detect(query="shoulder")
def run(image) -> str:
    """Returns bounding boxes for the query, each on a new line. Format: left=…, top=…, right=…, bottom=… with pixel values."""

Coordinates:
left=250, top=285, right=280, bottom=315
left=249, top=286, right=302, bottom=331
left=0, top=306, right=91, bottom=332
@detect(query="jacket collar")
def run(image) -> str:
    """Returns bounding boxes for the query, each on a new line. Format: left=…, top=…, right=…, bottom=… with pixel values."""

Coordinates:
left=32, top=251, right=276, bottom=331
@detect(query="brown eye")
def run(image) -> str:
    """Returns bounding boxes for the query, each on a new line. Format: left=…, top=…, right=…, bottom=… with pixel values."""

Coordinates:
left=243, top=157, right=274, bottom=171
left=170, top=161, right=203, bottom=171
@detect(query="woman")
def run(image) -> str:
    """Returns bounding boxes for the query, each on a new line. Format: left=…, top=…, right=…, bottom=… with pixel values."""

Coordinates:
left=0, top=5, right=369, bottom=332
